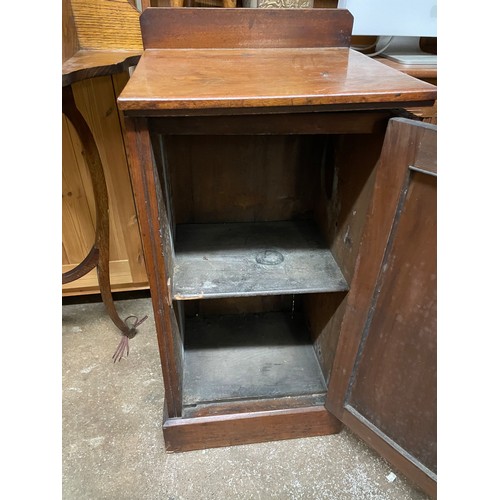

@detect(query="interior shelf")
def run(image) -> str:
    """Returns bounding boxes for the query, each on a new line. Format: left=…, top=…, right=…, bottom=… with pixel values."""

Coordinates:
left=172, top=220, right=348, bottom=300
left=183, top=310, right=327, bottom=407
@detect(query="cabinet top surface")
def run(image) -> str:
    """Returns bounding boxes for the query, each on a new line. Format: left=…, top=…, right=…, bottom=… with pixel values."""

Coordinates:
left=118, top=47, right=436, bottom=116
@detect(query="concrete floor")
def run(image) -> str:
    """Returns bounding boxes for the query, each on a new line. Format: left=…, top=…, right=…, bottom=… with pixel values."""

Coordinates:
left=62, top=296, right=429, bottom=500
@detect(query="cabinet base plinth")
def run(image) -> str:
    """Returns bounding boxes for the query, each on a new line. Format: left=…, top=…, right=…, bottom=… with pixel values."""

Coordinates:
left=163, top=405, right=341, bottom=452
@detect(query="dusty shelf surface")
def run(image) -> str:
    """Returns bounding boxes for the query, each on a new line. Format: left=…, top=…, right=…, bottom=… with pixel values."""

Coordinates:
left=173, top=220, right=348, bottom=300
left=183, top=311, right=326, bottom=407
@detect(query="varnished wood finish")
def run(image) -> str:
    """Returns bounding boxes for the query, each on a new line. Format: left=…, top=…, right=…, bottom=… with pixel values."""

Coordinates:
left=349, top=170, right=436, bottom=469
left=140, top=8, right=352, bottom=50
left=119, top=48, right=436, bottom=114
left=63, top=0, right=79, bottom=63
left=163, top=406, right=341, bottom=452
left=62, top=0, right=143, bottom=86
left=123, top=117, right=183, bottom=418
left=62, top=50, right=142, bottom=88
left=326, top=118, right=435, bottom=411
left=118, top=9, right=435, bottom=114
left=62, top=0, right=148, bottom=301
left=326, top=118, right=437, bottom=497
left=119, top=8, right=436, bottom=456
left=69, top=0, right=142, bottom=51
left=375, top=57, right=437, bottom=124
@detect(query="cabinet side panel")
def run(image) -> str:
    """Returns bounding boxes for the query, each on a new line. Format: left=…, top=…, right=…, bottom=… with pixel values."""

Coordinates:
left=329, top=132, right=387, bottom=284
left=151, top=138, right=184, bottom=414
left=123, top=117, right=183, bottom=417
left=304, top=292, right=346, bottom=381
left=307, top=130, right=387, bottom=381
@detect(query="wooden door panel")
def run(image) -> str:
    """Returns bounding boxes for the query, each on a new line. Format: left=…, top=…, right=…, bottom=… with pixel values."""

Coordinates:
left=348, top=170, right=437, bottom=472
left=326, top=118, right=437, bottom=497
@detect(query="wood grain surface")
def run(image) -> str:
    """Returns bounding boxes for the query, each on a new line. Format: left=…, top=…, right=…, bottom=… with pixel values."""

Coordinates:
left=63, top=50, right=142, bottom=87
left=62, top=75, right=148, bottom=296
left=118, top=7, right=437, bottom=460
left=140, top=8, right=352, bottom=49
left=69, top=0, right=143, bottom=51
left=63, top=0, right=79, bottom=63
left=163, top=406, right=341, bottom=452
left=162, top=134, right=322, bottom=225
left=118, top=48, right=436, bottom=114
left=62, top=0, right=143, bottom=86
left=348, top=170, right=437, bottom=473
left=124, top=117, right=183, bottom=417
left=326, top=118, right=437, bottom=498
left=308, top=129, right=388, bottom=380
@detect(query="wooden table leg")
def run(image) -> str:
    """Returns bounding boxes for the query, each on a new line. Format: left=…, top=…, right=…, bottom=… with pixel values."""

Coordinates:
left=62, top=85, right=146, bottom=360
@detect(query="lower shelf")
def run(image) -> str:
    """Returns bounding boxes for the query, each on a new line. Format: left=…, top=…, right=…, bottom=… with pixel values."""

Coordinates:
left=183, top=310, right=327, bottom=409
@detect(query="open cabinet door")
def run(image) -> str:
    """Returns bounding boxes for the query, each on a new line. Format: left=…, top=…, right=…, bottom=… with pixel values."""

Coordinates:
left=326, top=118, right=437, bottom=498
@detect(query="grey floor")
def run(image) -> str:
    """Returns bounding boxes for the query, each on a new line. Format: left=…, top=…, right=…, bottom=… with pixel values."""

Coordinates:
left=62, top=296, right=429, bottom=500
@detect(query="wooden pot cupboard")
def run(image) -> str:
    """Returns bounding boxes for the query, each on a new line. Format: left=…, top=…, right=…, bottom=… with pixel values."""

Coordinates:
left=117, top=8, right=437, bottom=497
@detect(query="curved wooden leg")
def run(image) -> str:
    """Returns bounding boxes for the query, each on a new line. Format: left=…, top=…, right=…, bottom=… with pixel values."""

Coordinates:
left=62, top=85, right=147, bottom=358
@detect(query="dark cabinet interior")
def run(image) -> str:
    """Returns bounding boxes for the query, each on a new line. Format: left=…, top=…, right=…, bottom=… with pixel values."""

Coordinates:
left=132, top=110, right=419, bottom=445
left=148, top=126, right=389, bottom=417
